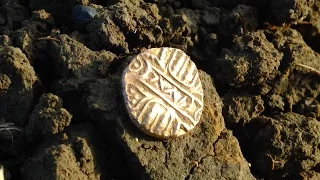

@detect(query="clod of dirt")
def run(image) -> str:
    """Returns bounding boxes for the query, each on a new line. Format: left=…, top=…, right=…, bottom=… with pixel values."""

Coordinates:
left=222, top=91, right=264, bottom=126
left=111, top=2, right=163, bottom=47
left=10, top=10, right=54, bottom=63
left=272, top=29, right=320, bottom=71
left=265, top=66, right=320, bottom=120
left=110, top=71, right=253, bottom=179
left=271, top=0, right=314, bottom=23
left=301, top=1, right=320, bottom=53
left=0, top=0, right=29, bottom=34
left=31, top=9, right=55, bottom=25
left=0, top=46, right=39, bottom=126
left=25, top=93, right=72, bottom=141
left=172, top=9, right=199, bottom=34
left=266, top=29, right=320, bottom=120
left=247, top=112, right=320, bottom=179
left=0, top=74, right=11, bottom=92
left=86, top=7, right=129, bottom=53
left=48, top=34, right=117, bottom=121
left=0, top=35, right=11, bottom=46
left=49, top=34, right=116, bottom=92
left=81, top=77, right=122, bottom=128
left=21, top=123, right=107, bottom=180
left=300, top=171, right=320, bottom=179
left=201, top=7, right=220, bottom=27
left=186, top=131, right=254, bottom=180
left=265, top=94, right=285, bottom=112
left=215, top=30, right=283, bottom=87
left=160, top=9, right=200, bottom=53
left=29, top=0, right=83, bottom=25
left=88, top=1, right=163, bottom=53
left=219, top=5, right=258, bottom=35
left=107, top=0, right=144, bottom=6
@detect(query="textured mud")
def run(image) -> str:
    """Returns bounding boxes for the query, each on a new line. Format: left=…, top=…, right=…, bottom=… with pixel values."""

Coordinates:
left=0, top=0, right=320, bottom=180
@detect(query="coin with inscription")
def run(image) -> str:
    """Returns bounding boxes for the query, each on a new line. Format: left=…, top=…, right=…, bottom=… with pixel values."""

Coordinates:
left=122, top=47, right=204, bottom=139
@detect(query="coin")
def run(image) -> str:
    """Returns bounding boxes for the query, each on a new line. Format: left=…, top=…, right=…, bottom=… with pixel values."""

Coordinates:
left=122, top=47, right=204, bottom=139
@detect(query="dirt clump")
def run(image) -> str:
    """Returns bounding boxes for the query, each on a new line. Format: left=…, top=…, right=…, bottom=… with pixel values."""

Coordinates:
left=87, top=1, right=163, bottom=53
left=222, top=91, right=264, bottom=127
left=0, top=46, right=39, bottom=126
left=271, top=0, right=315, bottom=23
left=10, top=9, right=54, bottom=63
left=21, top=123, right=108, bottom=180
left=0, top=0, right=29, bottom=35
left=219, top=5, right=258, bottom=35
left=49, top=34, right=117, bottom=91
left=264, top=29, right=320, bottom=120
left=25, top=93, right=72, bottom=141
left=215, top=30, right=283, bottom=87
left=246, top=112, right=320, bottom=179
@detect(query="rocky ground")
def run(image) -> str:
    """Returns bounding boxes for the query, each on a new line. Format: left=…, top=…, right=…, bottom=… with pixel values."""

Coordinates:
left=0, top=0, right=319, bottom=179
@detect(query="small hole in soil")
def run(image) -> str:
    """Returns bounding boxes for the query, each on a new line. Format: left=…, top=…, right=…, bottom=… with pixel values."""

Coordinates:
left=33, top=54, right=55, bottom=91
left=312, top=163, right=320, bottom=172
left=264, top=31, right=276, bottom=42
left=108, top=56, right=127, bottom=75
left=58, top=91, right=89, bottom=123
left=216, top=34, right=234, bottom=53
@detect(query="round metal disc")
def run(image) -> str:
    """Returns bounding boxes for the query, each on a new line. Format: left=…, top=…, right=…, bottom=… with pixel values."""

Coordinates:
left=122, top=47, right=204, bottom=139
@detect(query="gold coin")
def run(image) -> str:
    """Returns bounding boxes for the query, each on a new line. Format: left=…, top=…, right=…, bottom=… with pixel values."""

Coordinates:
left=122, top=47, right=204, bottom=139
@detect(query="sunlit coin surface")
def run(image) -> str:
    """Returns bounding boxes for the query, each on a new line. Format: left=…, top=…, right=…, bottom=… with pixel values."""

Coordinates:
left=122, top=47, right=204, bottom=139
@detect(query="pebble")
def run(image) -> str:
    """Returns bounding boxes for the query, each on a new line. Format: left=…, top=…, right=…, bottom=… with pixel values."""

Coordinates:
left=72, top=5, right=97, bottom=25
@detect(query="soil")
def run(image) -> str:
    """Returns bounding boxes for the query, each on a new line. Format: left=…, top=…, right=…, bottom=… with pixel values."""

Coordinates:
left=0, top=0, right=319, bottom=179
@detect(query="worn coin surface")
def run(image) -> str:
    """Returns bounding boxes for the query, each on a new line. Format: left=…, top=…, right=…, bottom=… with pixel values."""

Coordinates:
left=122, top=47, right=204, bottom=139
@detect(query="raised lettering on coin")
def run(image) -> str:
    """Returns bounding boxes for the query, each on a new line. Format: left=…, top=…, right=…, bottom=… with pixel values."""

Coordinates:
left=122, top=47, right=204, bottom=139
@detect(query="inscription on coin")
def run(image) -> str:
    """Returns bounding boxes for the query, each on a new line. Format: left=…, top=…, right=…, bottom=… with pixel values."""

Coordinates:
left=122, top=47, right=204, bottom=139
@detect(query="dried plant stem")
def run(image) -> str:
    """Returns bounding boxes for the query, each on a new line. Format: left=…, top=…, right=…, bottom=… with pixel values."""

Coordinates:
left=294, top=63, right=320, bottom=76
left=0, top=123, right=22, bottom=149
left=0, top=123, right=22, bottom=133
left=266, top=152, right=284, bottom=171
left=37, top=36, right=60, bottom=42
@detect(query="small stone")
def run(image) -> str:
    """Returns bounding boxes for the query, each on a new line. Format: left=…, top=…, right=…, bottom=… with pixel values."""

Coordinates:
left=122, top=47, right=204, bottom=139
left=72, top=5, right=97, bottom=29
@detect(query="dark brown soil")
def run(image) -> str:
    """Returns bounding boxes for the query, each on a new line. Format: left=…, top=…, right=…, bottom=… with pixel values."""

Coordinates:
left=0, top=0, right=319, bottom=179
